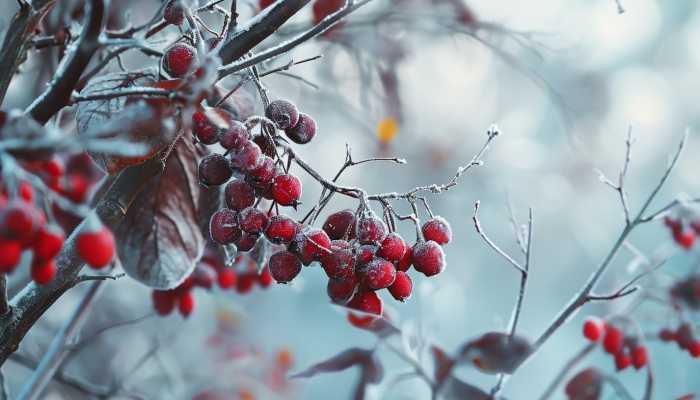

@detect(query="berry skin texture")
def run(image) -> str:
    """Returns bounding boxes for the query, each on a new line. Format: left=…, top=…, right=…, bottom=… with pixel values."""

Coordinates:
left=323, top=209, right=356, bottom=240
left=377, top=233, right=406, bottom=262
left=388, top=271, right=412, bottom=301
left=178, top=291, right=195, bottom=317
left=602, top=325, right=624, bottom=354
left=357, top=216, right=387, bottom=245
left=163, top=42, right=196, bottom=78
left=31, top=260, right=56, bottom=285
left=360, top=258, right=396, bottom=290
left=152, top=290, right=176, bottom=315
left=412, top=241, right=446, bottom=277
left=582, top=317, right=604, bottom=342
left=269, top=251, right=302, bottom=283
left=247, top=156, right=276, bottom=188
left=265, top=99, right=299, bottom=130
left=422, top=216, right=452, bottom=245
left=355, top=244, right=377, bottom=266
left=285, top=113, right=316, bottom=144
left=235, top=233, right=259, bottom=252
left=291, top=227, right=331, bottom=265
left=631, top=346, right=648, bottom=369
left=209, top=209, right=241, bottom=244
left=192, top=108, right=230, bottom=145
left=231, top=141, right=263, bottom=172
left=164, top=0, right=185, bottom=25
left=0, top=239, right=22, bottom=273
left=264, top=215, right=298, bottom=244
left=327, top=276, right=358, bottom=304
left=33, top=226, right=65, bottom=261
left=238, top=207, right=269, bottom=234
left=224, top=180, right=256, bottom=211
left=217, top=268, right=237, bottom=289
left=396, top=246, right=412, bottom=272
left=346, top=291, right=383, bottom=328
left=271, top=174, right=302, bottom=206
left=77, top=227, right=115, bottom=269
left=199, top=154, right=232, bottom=186
left=219, top=121, right=249, bottom=151
left=321, top=245, right=355, bottom=280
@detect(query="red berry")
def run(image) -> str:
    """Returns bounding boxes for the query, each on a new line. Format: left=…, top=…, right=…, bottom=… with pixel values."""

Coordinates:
left=269, top=251, right=302, bottom=283
left=218, top=120, right=249, bottom=151
left=422, top=216, right=452, bottom=245
left=31, top=259, right=56, bottom=285
left=231, top=141, right=263, bottom=172
left=209, top=209, right=242, bottom=244
left=238, top=207, right=269, bottom=234
left=388, top=271, right=412, bottom=301
left=258, top=267, right=273, bottom=288
left=198, top=154, right=232, bottom=186
left=377, top=232, right=406, bottom=262
left=178, top=291, right=195, bottom=317
left=1, top=200, right=39, bottom=243
left=357, top=215, right=387, bottom=245
left=0, top=239, right=22, bottom=273
left=217, top=268, right=237, bottom=289
left=60, top=173, right=90, bottom=203
left=164, top=0, right=185, bottom=25
left=43, top=159, right=64, bottom=179
left=322, top=209, right=356, bottom=240
left=192, top=108, right=231, bottom=145
left=265, top=215, right=298, bottom=244
left=320, top=245, right=355, bottom=280
left=152, top=290, right=176, bottom=315
left=271, top=173, right=302, bottom=206
left=290, top=227, right=331, bottom=265
left=259, top=0, right=275, bottom=9
left=77, top=227, right=115, bottom=269
left=658, top=328, right=676, bottom=342
left=688, top=341, right=700, bottom=358
left=32, top=225, right=65, bottom=261
left=346, top=291, right=383, bottom=328
left=236, top=273, right=257, bottom=293
left=582, top=317, right=604, bottom=342
left=396, top=246, right=412, bottom=272
left=614, top=352, right=631, bottom=371
left=247, top=156, right=276, bottom=188
left=664, top=216, right=681, bottom=230
left=18, top=181, right=34, bottom=202
left=224, top=180, right=256, bottom=211
left=565, top=368, right=602, bottom=400
left=265, top=99, right=299, bottom=130
left=412, top=241, right=445, bottom=277
left=631, top=346, right=648, bottom=369
left=602, top=325, right=624, bottom=354
left=677, top=323, right=694, bottom=350
left=673, top=230, right=696, bottom=249
left=359, top=257, right=396, bottom=290
left=312, top=0, right=344, bottom=24
left=285, top=113, right=316, bottom=144
left=163, top=42, right=196, bottom=78
left=235, top=233, right=260, bottom=252
left=355, top=244, right=377, bottom=266
left=327, top=276, right=357, bottom=304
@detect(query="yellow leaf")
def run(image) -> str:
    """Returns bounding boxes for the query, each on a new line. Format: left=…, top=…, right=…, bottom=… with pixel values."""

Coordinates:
left=377, top=117, right=398, bottom=144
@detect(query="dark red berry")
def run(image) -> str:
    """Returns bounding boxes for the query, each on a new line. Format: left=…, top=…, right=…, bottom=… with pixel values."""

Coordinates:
left=236, top=273, right=257, bottom=293
left=658, top=328, right=675, bottom=342
left=218, top=120, right=249, bottom=150
left=231, top=141, right=263, bottom=172
left=238, top=207, right=269, bottom=234
left=258, top=267, right=273, bottom=288
left=673, top=230, right=696, bottom=249
left=191, top=267, right=215, bottom=289
left=347, top=291, right=383, bottom=328
left=312, top=0, right=344, bottom=24
left=320, top=245, right=355, bottom=280
left=582, top=317, right=604, bottom=342
left=77, top=227, right=115, bottom=269
left=224, top=179, right=255, bottom=211
left=323, top=209, right=356, bottom=240
left=235, top=233, right=260, bottom=252
left=164, top=0, right=185, bottom=25
left=163, top=42, right=196, bottom=78
left=264, top=215, right=298, bottom=244
left=355, top=244, right=377, bottom=266
left=271, top=173, right=302, bottom=206
left=388, top=271, right=412, bottom=301
left=327, top=276, right=358, bottom=304
left=31, top=259, right=56, bottom=285
left=422, top=216, right=452, bottom=245
left=285, top=113, right=316, bottom=144
left=565, top=368, right=602, bottom=400
left=209, top=209, right=242, bottom=244
left=178, top=291, right=195, bottom=317
left=602, top=325, right=624, bottom=354
left=192, top=108, right=231, bottom=145
left=688, top=341, right=700, bottom=358
left=252, top=135, right=276, bottom=158
left=247, top=156, right=276, bottom=187
left=1, top=200, right=39, bottom=243
left=152, top=290, right=176, bottom=315
left=217, top=268, right=237, bottom=289
left=412, top=241, right=445, bottom=277
left=43, top=159, right=64, bottom=179
left=378, top=232, right=406, bottom=262
left=269, top=251, right=302, bottom=283
left=199, top=154, right=232, bottom=186
left=290, top=227, right=331, bottom=265
left=396, top=246, right=412, bottom=272
left=360, top=257, right=396, bottom=290
left=631, top=346, right=648, bottom=369
left=0, top=239, right=22, bottom=273
left=357, top=215, right=387, bottom=244
left=33, top=225, right=65, bottom=261
left=265, top=99, right=299, bottom=130
left=259, top=0, right=275, bottom=9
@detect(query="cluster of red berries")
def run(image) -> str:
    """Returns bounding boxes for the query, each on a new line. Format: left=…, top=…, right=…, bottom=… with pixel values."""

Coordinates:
left=582, top=317, right=648, bottom=371
left=658, top=323, right=700, bottom=358
left=664, top=215, right=700, bottom=250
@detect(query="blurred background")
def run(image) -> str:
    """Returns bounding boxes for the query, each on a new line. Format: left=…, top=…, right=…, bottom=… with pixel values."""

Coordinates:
left=2, top=0, right=700, bottom=398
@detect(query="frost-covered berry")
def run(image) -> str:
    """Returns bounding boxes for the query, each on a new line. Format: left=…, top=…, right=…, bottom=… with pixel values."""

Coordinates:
left=347, top=291, right=383, bottom=328
left=231, top=141, right=263, bottom=172
left=238, top=207, right=269, bottom=234
left=265, top=99, right=299, bottom=130
left=272, top=173, right=302, bottom=206
left=33, top=225, right=65, bottom=261
left=320, top=245, right=355, bottom=280
left=164, top=0, right=185, bottom=25
left=323, top=209, right=356, bottom=240
left=396, top=246, right=412, bottom=272
left=388, top=271, right=412, bottom=301
left=192, top=108, right=231, bottom=145
left=198, top=153, right=232, bottom=186
left=290, top=226, right=331, bottom=265
left=77, top=226, right=115, bottom=269
left=412, top=241, right=445, bottom=277
left=285, top=113, right=316, bottom=144
left=378, top=232, right=406, bottom=262
left=265, top=215, right=298, bottom=244
left=235, top=233, right=259, bottom=252
left=355, top=244, right=377, bottom=266
left=224, top=179, right=255, bottom=211
left=209, top=209, right=241, bottom=244
left=327, top=276, right=358, bottom=304
left=269, top=250, right=302, bottom=283
left=219, top=120, right=249, bottom=151
left=360, top=257, right=396, bottom=290
left=247, top=156, right=276, bottom=188
left=422, top=216, right=452, bottom=245
left=163, top=42, right=196, bottom=78
left=357, top=215, right=387, bottom=245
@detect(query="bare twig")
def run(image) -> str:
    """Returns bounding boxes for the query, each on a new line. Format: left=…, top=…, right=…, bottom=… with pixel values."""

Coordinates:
left=538, top=343, right=596, bottom=400
left=472, top=202, right=526, bottom=275
left=597, top=127, right=633, bottom=225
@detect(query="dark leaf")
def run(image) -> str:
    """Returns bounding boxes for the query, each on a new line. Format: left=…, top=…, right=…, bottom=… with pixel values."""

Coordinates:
left=431, top=345, right=455, bottom=386
left=458, top=332, right=532, bottom=374
left=290, top=348, right=376, bottom=379
left=440, top=377, right=491, bottom=400
left=114, top=137, right=206, bottom=289
left=564, top=368, right=602, bottom=400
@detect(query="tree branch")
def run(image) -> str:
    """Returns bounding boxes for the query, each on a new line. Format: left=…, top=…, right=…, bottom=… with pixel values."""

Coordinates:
left=0, top=276, right=7, bottom=317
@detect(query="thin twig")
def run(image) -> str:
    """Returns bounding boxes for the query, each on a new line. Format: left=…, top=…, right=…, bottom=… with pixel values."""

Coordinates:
left=472, top=201, right=526, bottom=275
left=537, top=343, right=596, bottom=400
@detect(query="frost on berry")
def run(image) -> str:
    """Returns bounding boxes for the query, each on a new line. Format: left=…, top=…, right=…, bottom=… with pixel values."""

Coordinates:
left=198, top=153, right=232, bottom=186
left=164, top=0, right=185, bottom=25
left=192, top=108, right=232, bottom=145
left=321, top=245, right=355, bottom=280
left=235, top=233, right=260, bottom=252
left=396, top=245, right=413, bottom=272
left=346, top=291, right=383, bottom=328
left=237, top=207, right=269, bottom=234
left=231, top=141, right=263, bottom=172
left=265, top=99, right=299, bottom=130
left=290, top=226, right=331, bottom=265
left=357, top=215, right=387, bottom=245
left=323, top=209, right=356, bottom=240
left=265, top=215, right=298, bottom=244
left=209, top=209, right=241, bottom=244
left=388, top=271, right=412, bottom=301
left=163, top=42, right=197, bottom=78
left=412, top=241, right=445, bottom=277
left=285, top=113, right=317, bottom=144
left=218, top=120, right=249, bottom=151
left=269, top=250, right=302, bottom=283
left=272, top=173, right=302, bottom=206
left=247, top=156, right=276, bottom=188
left=377, top=232, right=406, bottom=262
left=327, top=276, right=358, bottom=304
left=422, top=216, right=452, bottom=245
left=359, top=257, right=396, bottom=290
left=253, top=134, right=277, bottom=158
left=355, top=244, right=377, bottom=266
left=224, top=179, right=255, bottom=211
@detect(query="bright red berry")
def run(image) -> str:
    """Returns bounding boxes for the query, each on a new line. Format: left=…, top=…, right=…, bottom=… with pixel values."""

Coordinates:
left=388, top=271, right=412, bottom=301
left=346, top=291, right=383, bottom=328
left=60, top=173, right=90, bottom=203
left=271, top=173, right=302, bottom=206
left=688, top=341, right=700, bottom=358
left=32, top=225, right=65, bottom=261
left=602, top=325, right=624, bottom=354
left=357, top=215, right=387, bottom=245
left=327, top=276, right=357, bottom=304
left=258, top=267, right=274, bottom=288
left=355, top=244, right=377, bottom=266
left=321, top=245, right=355, bottom=280
left=231, top=141, right=263, bottom=172
left=322, top=209, right=356, bottom=240
left=285, top=113, right=316, bottom=144
left=152, top=290, right=176, bottom=315
left=238, top=207, right=269, bottom=234
left=582, top=317, right=604, bottom=342
left=218, top=120, right=249, bottom=151
left=269, top=250, right=302, bottom=283
left=43, top=159, right=64, bottom=179
left=673, top=230, right=696, bottom=249
left=1, top=200, right=39, bottom=243
left=396, top=246, right=412, bottom=272
left=631, top=346, right=648, bottom=369
left=18, top=181, right=34, bottom=202
left=290, top=227, right=331, bottom=265
left=377, top=232, right=406, bottom=262
left=422, top=216, right=452, bottom=245
left=359, top=258, right=396, bottom=290
left=0, top=239, right=22, bottom=273
left=614, top=352, right=631, bottom=371
left=163, top=42, right=196, bottom=78
left=225, top=180, right=256, bottom=211
left=77, top=227, right=115, bottom=269
left=412, top=241, right=445, bottom=277
left=236, top=273, right=257, bottom=293
left=31, top=259, right=56, bottom=285
left=198, top=154, right=232, bottom=186
left=217, top=268, right=237, bottom=289
left=192, top=108, right=231, bottom=145
left=247, top=156, right=276, bottom=188
left=209, top=209, right=242, bottom=244
left=265, top=99, right=299, bottom=130
left=265, top=215, right=298, bottom=244
left=164, top=0, right=185, bottom=25
left=178, top=291, right=195, bottom=317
